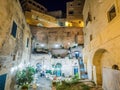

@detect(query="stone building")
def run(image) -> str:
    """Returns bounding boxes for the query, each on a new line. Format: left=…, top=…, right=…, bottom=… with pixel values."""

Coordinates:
left=83, top=0, right=120, bottom=89
left=19, top=0, right=60, bottom=27
left=0, top=0, right=85, bottom=89
left=66, top=0, right=85, bottom=27
left=20, top=0, right=85, bottom=28
left=30, top=54, right=81, bottom=79
left=0, top=0, right=31, bottom=90
left=30, top=26, right=83, bottom=50
left=1, top=0, right=120, bottom=89
left=30, top=26, right=84, bottom=79
left=25, top=10, right=60, bottom=27
left=19, top=0, right=47, bottom=13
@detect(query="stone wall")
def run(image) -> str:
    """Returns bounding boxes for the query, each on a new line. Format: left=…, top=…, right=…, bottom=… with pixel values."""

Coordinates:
left=66, top=0, right=84, bottom=19
left=30, top=26, right=83, bottom=49
left=66, top=0, right=85, bottom=27
left=83, top=0, right=120, bottom=89
left=25, top=10, right=59, bottom=27
left=20, top=0, right=47, bottom=13
left=0, top=0, right=31, bottom=90
left=30, top=54, right=80, bottom=78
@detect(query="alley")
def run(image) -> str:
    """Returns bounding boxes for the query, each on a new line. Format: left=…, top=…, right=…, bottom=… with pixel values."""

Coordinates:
left=0, top=0, right=120, bottom=90
left=35, top=77, right=52, bottom=90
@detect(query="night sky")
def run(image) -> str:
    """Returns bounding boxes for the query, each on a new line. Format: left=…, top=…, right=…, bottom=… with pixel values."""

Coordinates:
left=34, top=0, right=73, bottom=13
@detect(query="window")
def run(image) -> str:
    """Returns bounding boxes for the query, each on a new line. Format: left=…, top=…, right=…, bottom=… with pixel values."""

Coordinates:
left=13, top=55, right=16, bottom=61
left=58, top=22, right=64, bottom=26
left=0, top=65, right=1, bottom=70
left=108, top=5, right=116, bottom=22
left=36, top=43, right=39, bottom=45
left=68, top=11, right=74, bottom=15
left=26, top=38, right=29, bottom=47
left=11, top=21, right=17, bottom=38
left=33, top=3, right=36, bottom=6
left=41, top=8, right=44, bottom=10
left=79, top=21, right=81, bottom=23
left=86, top=12, right=92, bottom=25
left=37, top=5, right=39, bottom=8
left=67, top=32, right=70, bottom=37
left=78, top=3, right=81, bottom=5
left=28, top=1, right=32, bottom=4
left=90, top=34, right=93, bottom=41
left=112, top=64, right=119, bottom=70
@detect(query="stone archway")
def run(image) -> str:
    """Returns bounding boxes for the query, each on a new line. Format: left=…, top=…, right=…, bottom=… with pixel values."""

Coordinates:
left=92, top=49, right=110, bottom=85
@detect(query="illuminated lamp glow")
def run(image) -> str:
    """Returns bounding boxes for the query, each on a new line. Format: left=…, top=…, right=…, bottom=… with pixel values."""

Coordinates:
left=18, top=63, right=24, bottom=70
left=11, top=66, right=17, bottom=73
left=65, top=21, right=69, bottom=26
left=69, top=23, right=72, bottom=27
left=40, top=44, right=45, bottom=47
left=79, top=21, right=84, bottom=27
left=54, top=44, right=60, bottom=48
left=68, top=42, right=70, bottom=45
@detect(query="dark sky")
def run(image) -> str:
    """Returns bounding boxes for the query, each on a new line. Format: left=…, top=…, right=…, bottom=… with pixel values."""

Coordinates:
left=34, top=0, right=73, bottom=13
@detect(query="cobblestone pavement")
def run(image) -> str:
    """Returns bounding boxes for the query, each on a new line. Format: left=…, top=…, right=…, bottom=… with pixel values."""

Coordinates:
left=15, top=76, right=52, bottom=90
left=36, top=77, right=52, bottom=90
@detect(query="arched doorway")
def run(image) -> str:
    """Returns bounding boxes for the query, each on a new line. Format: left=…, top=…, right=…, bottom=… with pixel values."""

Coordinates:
left=0, top=74, right=7, bottom=90
left=55, top=63, right=62, bottom=77
left=92, top=49, right=108, bottom=85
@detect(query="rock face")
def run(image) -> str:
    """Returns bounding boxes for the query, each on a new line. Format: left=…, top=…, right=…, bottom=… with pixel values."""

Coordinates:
left=0, top=0, right=31, bottom=90
left=30, top=26, right=83, bottom=50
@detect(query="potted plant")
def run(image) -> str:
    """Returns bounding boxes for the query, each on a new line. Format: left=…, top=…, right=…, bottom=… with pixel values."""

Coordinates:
left=15, top=66, right=35, bottom=90
left=21, top=84, right=29, bottom=90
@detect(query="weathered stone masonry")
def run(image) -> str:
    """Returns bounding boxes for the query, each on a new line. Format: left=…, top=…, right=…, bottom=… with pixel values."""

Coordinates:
left=0, top=0, right=31, bottom=90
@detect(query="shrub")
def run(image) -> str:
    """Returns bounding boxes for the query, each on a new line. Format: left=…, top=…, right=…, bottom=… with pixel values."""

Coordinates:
left=81, top=84, right=90, bottom=90
left=15, top=66, right=35, bottom=87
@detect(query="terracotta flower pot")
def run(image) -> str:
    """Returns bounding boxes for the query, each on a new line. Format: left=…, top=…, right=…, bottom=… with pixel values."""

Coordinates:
left=21, top=85, right=28, bottom=90
left=21, top=88, right=28, bottom=90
